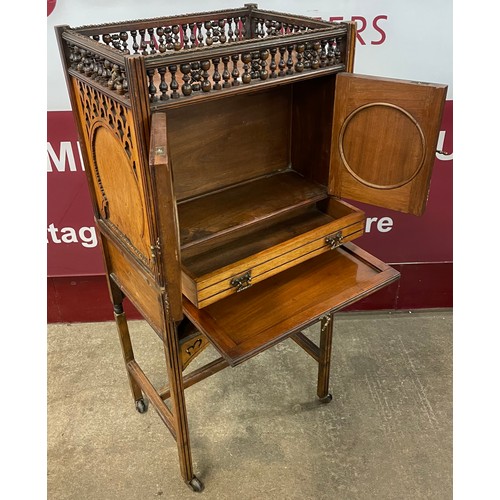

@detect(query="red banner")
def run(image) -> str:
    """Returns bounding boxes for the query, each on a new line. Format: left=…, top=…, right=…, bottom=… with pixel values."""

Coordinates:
left=47, top=112, right=103, bottom=276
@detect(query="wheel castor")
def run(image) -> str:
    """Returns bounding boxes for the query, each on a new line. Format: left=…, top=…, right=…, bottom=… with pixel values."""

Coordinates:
left=188, top=476, right=204, bottom=493
left=318, top=393, right=333, bottom=404
left=135, top=398, right=148, bottom=414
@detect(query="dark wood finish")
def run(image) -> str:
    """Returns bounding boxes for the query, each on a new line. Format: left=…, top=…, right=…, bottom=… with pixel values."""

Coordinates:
left=73, top=7, right=329, bottom=38
left=291, top=75, right=336, bottom=186
left=291, top=331, right=320, bottom=362
left=159, top=319, right=196, bottom=485
left=159, top=357, right=230, bottom=401
left=177, top=171, right=327, bottom=248
left=330, top=73, right=447, bottom=215
left=114, top=303, right=144, bottom=405
left=55, top=6, right=445, bottom=491
left=166, top=88, right=291, bottom=201
left=317, top=314, right=334, bottom=399
left=124, top=55, right=156, bottom=245
left=152, top=65, right=346, bottom=110
left=344, top=21, right=357, bottom=73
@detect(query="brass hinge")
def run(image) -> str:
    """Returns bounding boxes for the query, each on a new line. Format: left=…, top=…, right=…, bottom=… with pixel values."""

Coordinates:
left=150, top=237, right=161, bottom=260
left=321, top=314, right=332, bottom=332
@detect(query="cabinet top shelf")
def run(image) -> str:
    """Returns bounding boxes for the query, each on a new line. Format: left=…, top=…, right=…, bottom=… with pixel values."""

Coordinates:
left=58, top=5, right=352, bottom=106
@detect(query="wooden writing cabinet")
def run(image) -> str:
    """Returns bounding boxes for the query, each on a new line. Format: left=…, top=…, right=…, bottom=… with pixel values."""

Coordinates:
left=56, top=5, right=447, bottom=492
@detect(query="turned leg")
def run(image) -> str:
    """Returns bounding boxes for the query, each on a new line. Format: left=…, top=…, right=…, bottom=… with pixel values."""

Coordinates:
left=113, top=299, right=147, bottom=413
left=317, top=313, right=334, bottom=403
left=162, top=319, right=204, bottom=492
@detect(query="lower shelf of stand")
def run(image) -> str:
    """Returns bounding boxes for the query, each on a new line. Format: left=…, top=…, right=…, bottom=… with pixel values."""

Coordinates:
left=182, top=242, right=400, bottom=366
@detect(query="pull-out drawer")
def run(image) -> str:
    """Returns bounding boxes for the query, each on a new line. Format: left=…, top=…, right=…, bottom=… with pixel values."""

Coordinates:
left=184, top=242, right=400, bottom=366
left=181, top=196, right=365, bottom=308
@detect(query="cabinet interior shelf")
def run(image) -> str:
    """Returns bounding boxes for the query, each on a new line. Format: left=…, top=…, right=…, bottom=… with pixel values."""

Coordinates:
left=181, top=204, right=333, bottom=278
left=177, top=170, right=327, bottom=249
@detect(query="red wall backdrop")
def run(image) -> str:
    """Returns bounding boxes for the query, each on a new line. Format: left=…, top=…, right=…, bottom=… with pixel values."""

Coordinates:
left=47, top=2, right=452, bottom=323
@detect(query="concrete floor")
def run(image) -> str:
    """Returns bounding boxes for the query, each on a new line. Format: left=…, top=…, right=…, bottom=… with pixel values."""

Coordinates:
left=47, top=309, right=452, bottom=500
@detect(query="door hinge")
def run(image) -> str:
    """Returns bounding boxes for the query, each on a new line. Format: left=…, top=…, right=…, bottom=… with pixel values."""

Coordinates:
left=150, top=237, right=161, bottom=260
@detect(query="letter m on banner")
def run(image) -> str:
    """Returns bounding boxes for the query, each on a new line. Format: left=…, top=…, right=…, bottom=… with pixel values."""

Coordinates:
left=47, top=141, right=84, bottom=172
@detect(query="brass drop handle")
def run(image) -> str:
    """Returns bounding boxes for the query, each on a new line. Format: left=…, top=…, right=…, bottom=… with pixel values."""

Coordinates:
left=230, top=271, right=252, bottom=292
left=325, top=231, right=343, bottom=250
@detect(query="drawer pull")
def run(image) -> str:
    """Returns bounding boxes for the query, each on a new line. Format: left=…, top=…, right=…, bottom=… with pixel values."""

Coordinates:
left=325, top=232, right=343, bottom=250
left=230, top=271, right=252, bottom=292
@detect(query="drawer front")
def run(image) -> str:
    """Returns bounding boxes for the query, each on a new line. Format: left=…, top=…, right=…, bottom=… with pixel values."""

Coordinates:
left=195, top=218, right=364, bottom=307
left=182, top=197, right=365, bottom=308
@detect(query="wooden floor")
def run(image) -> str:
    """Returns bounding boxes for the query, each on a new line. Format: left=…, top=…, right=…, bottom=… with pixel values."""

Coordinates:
left=47, top=309, right=452, bottom=500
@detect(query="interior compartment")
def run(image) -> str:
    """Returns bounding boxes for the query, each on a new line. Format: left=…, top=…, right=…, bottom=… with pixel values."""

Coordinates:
left=166, top=87, right=292, bottom=201
left=177, top=171, right=327, bottom=248
left=163, top=74, right=366, bottom=307
left=181, top=196, right=365, bottom=308
left=169, top=74, right=340, bottom=248
left=166, top=75, right=336, bottom=202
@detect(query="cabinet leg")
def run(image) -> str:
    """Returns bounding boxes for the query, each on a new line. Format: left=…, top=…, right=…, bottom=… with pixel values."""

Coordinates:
left=113, top=302, right=146, bottom=410
left=162, top=320, right=202, bottom=490
left=317, top=313, right=333, bottom=403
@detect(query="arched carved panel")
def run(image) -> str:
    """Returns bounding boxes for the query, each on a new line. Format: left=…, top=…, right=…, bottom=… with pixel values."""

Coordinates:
left=72, top=78, right=152, bottom=266
left=92, top=123, right=145, bottom=239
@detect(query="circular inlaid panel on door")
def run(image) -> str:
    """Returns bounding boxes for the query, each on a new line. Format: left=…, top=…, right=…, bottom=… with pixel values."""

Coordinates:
left=338, top=103, right=426, bottom=190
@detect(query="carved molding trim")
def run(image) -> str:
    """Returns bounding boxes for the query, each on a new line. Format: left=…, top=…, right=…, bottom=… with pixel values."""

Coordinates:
left=103, top=219, right=150, bottom=268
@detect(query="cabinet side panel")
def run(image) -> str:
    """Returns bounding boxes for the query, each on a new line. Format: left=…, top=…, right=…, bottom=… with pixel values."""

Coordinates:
left=71, top=77, right=154, bottom=268
left=166, top=87, right=291, bottom=201
left=291, top=75, right=336, bottom=186
left=103, top=236, right=164, bottom=334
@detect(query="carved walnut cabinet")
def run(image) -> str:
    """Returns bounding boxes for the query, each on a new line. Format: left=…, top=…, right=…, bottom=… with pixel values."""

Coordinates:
left=56, top=5, right=446, bottom=492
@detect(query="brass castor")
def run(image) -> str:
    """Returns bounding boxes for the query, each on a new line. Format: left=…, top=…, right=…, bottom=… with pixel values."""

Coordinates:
left=188, top=476, right=204, bottom=492
left=135, top=398, right=148, bottom=414
left=318, top=393, right=333, bottom=404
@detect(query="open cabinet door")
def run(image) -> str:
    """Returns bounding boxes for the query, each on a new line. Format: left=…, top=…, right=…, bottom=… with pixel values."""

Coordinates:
left=329, top=73, right=447, bottom=215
